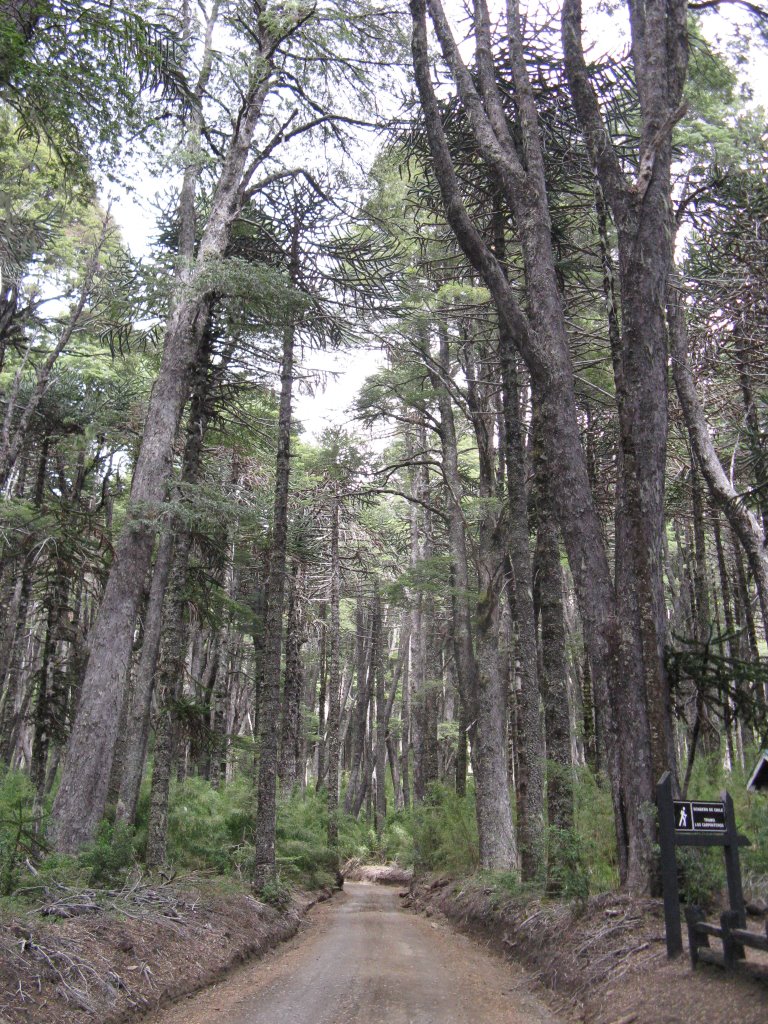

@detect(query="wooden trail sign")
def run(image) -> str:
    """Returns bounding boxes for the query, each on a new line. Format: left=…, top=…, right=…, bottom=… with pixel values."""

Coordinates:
left=656, top=772, right=749, bottom=958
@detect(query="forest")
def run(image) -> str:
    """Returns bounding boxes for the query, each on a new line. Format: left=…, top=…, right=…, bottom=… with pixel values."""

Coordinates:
left=1, top=0, right=767, bottom=918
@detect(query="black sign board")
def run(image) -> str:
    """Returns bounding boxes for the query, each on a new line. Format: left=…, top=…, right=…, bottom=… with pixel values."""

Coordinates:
left=673, top=800, right=727, bottom=833
left=658, top=773, right=749, bottom=959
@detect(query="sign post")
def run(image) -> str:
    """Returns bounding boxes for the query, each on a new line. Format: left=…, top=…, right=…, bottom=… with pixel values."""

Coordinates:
left=656, top=772, right=749, bottom=959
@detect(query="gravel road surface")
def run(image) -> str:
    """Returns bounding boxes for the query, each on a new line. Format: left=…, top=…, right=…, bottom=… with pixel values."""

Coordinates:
left=146, top=881, right=566, bottom=1024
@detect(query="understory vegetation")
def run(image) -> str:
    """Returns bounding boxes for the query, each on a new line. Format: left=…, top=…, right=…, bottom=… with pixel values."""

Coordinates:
left=2, top=752, right=766, bottom=917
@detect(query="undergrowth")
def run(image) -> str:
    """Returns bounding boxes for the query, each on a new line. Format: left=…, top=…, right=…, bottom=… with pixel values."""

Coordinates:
left=1, top=747, right=766, bottom=915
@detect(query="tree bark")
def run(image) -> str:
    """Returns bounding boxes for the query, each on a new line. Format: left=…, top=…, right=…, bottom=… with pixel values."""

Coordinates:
left=410, top=0, right=659, bottom=889
left=462, top=344, right=517, bottom=871
left=426, top=327, right=477, bottom=787
left=279, top=563, right=306, bottom=794
left=344, top=591, right=372, bottom=815
left=326, top=495, right=342, bottom=850
left=563, top=0, right=688, bottom=808
left=252, top=318, right=296, bottom=888
left=115, top=528, right=175, bottom=824
left=374, top=592, right=388, bottom=838
left=498, top=320, right=545, bottom=881
left=145, top=531, right=194, bottom=868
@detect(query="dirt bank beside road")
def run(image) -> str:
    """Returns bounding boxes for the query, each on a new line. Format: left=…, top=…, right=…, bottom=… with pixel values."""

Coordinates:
left=0, top=879, right=330, bottom=1024
left=408, top=878, right=768, bottom=1024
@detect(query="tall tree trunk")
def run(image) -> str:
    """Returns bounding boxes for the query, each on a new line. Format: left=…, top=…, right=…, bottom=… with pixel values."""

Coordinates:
left=30, top=557, right=69, bottom=825
left=713, top=516, right=744, bottom=767
left=668, top=275, right=768, bottom=642
left=326, top=496, right=342, bottom=850
left=408, top=421, right=439, bottom=801
left=344, top=591, right=372, bottom=815
left=410, top=0, right=639, bottom=887
left=252, top=321, right=296, bottom=888
left=315, top=602, right=328, bottom=789
left=279, top=563, right=305, bottom=794
left=532, top=404, right=574, bottom=840
left=374, top=594, right=388, bottom=838
left=115, top=528, right=175, bottom=823
left=463, top=345, right=517, bottom=871
left=535, top=534, right=574, bottom=812
left=350, top=597, right=380, bottom=819
left=120, top=323, right=233, bottom=817
left=0, top=444, right=46, bottom=762
left=498, top=317, right=545, bottom=881
left=427, top=326, right=477, bottom=792
left=563, top=0, right=687, bottom=808
left=734, top=324, right=768, bottom=537
left=400, top=620, right=412, bottom=809
left=145, top=531, right=194, bottom=868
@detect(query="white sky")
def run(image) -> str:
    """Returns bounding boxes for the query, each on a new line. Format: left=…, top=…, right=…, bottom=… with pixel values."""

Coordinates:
left=293, top=346, right=385, bottom=444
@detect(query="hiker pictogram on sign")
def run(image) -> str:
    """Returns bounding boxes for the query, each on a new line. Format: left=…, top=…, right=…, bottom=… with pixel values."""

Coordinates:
left=674, top=801, right=693, bottom=831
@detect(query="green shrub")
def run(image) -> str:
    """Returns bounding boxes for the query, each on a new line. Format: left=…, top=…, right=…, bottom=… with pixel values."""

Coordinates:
left=683, top=747, right=768, bottom=903
left=377, top=812, right=416, bottom=866
left=572, top=767, right=618, bottom=893
left=411, top=783, right=479, bottom=874
left=275, top=790, right=339, bottom=889
left=676, top=846, right=723, bottom=909
left=478, top=869, right=523, bottom=903
left=80, top=819, right=137, bottom=887
left=0, top=771, right=38, bottom=896
left=546, top=826, right=590, bottom=906
left=258, top=874, right=292, bottom=910
left=160, top=775, right=255, bottom=873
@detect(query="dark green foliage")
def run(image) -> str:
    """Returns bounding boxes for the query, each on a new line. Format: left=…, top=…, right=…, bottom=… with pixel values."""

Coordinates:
left=137, top=779, right=341, bottom=892
left=410, top=783, right=479, bottom=874
left=0, top=771, right=41, bottom=896
left=675, top=847, right=724, bottom=910
left=667, top=629, right=768, bottom=742
left=276, top=792, right=340, bottom=889
left=458, top=869, right=525, bottom=908
left=546, top=827, right=590, bottom=906
left=572, top=768, right=619, bottom=894
left=374, top=812, right=416, bottom=866
left=154, top=776, right=255, bottom=874
left=741, top=791, right=768, bottom=886
left=683, top=750, right=768, bottom=903
left=257, top=875, right=292, bottom=910
left=2, top=0, right=189, bottom=171
left=80, top=819, right=137, bottom=886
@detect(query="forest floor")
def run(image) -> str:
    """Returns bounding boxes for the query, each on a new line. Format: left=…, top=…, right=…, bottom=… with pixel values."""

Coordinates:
left=0, top=870, right=766, bottom=1024
left=0, top=875, right=333, bottom=1024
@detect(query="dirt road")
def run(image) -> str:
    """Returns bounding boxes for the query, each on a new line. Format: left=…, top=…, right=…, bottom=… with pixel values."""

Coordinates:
left=146, top=881, right=566, bottom=1024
